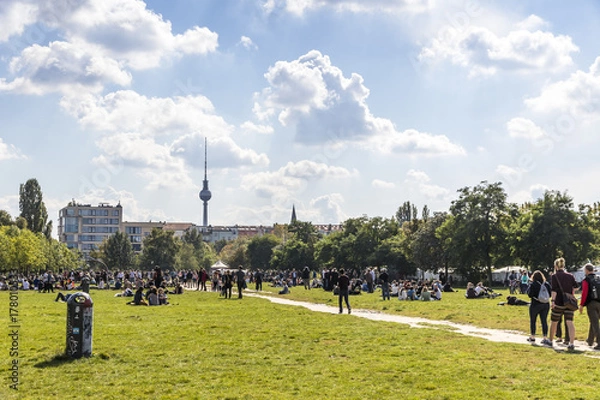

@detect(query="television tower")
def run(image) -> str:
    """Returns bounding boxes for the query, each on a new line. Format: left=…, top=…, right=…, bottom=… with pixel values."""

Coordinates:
left=199, top=137, right=212, bottom=227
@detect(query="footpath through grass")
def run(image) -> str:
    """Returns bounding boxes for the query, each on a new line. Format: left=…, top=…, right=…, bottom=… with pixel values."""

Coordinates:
left=1, top=287, right=598, bottom=400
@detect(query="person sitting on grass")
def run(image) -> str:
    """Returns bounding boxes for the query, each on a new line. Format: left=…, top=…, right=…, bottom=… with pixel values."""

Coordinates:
left=158, top=287, right=169, bottom=305
left=278, top=281, right=290, bottom=295
left=350, top=279, right=362, bottom=295
left=419, top=284, right=432, bottom=301
left=432, top=282, right=442, bottom=300
left=127, top=286, right=148, bottom=306
left=465, top=282, right=479, bottom=299
left=114, top=287, right=134, bottom=297
left=147, top=287, right=159, bottom=305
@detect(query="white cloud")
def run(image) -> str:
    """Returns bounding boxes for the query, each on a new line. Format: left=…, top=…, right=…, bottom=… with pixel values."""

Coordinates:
left=0, top=41, right=131, bottom=95
left=515, top=14, right=548, bottom=31
left=309, top=193, right=348, bottom=223
left=372, top=179, right=395, bottom=189
left=171, top=134, right=269, bottom=169
left=525, top=57, right=600, bottom=121
left=69, top=186, right=170, bottom=222
left=37, top=0, right=219, bottom=70
left=239, top=35, right=258, bottom=50
left=509, top=183, right=550, bottom=205
left=94, top=133, right=193, bottom=190
left=0, top=0, right=218, bottom=95
left=240, top=121, right=274, bottom=135
left=365, top=126, right=466, bottom=156
left=254, top=50, right=465, bottom=156
left=262, top=0, right=432, bottom=16
left=61, top=90, right=229, bottom=138
left=419, top=15, right=578, bottom=76
left=404, top=169, right=451, bottom=200
left=241, top=160, right=357, bottom=199
left=0, top=138, right=26, bottom=161
left=506, top=117, right=545, bottom=140
left=0, top=1, right=37, bottom=42
left=0, top=195, right=18, bottom=217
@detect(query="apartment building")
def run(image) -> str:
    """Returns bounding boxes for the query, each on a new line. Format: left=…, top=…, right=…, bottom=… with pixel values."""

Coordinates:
left=57, top=202, right=123, bottom=254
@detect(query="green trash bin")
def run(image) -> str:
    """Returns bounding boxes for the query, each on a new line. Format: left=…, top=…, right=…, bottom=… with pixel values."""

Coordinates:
left=66, top=292, right=93, bottom=358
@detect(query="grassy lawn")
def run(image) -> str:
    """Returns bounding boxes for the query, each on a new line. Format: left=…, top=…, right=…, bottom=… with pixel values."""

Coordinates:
left=1, top=287, right=598, bottom=400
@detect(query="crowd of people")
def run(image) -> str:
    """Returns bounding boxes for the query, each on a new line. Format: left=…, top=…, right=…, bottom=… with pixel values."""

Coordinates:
left=4, top=257, right=600, bottom=353
left=513, top=257, right=600, bottom=352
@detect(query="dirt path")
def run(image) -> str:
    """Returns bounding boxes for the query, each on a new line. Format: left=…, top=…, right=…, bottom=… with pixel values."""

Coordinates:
left=246, top=292, right=599, bottom=354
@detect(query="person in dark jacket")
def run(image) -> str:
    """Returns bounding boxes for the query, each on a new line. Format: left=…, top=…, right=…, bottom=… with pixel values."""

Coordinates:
left=579, top=263, right=600, bottom=349
left=338, top=269, right=351, bottom=314
left=549, top=257, right=578, bottom=350
left=526, top=270, right=552, bottom=346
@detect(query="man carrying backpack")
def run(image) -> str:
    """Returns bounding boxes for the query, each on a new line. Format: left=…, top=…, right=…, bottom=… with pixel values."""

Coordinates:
left=579, top=263, right=600, bottom=350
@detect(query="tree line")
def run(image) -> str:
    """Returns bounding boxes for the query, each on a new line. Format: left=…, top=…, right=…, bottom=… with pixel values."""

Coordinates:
left=3, top=179, right=598, bottom=285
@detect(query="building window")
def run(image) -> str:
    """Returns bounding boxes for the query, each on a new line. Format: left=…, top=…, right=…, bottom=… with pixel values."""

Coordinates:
left=113, top=210, right=120, bottom=216
left=126, top=226, right=141, bottom=234
left=65, top=217, right=78, bottom=233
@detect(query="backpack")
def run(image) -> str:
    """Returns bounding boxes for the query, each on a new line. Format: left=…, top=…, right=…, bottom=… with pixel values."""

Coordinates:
left=535, top=282, right=550, bottom=303
left=587, top=274, right=600, bottom=301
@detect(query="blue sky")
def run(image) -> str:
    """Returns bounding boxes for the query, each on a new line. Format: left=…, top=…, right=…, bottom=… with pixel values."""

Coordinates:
left=1, top=0, right=600, bottom=236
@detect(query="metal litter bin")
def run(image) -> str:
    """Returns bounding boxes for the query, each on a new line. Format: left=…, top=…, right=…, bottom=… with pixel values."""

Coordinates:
left=66, top=292, right=93, bottom=358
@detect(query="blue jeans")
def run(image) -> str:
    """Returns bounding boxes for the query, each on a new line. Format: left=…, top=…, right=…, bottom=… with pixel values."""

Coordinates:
left=381, top=283, right=390, bottom=300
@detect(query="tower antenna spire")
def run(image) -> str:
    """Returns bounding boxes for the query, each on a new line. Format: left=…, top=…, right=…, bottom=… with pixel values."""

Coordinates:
left=199, top=137, right=212, bottom=228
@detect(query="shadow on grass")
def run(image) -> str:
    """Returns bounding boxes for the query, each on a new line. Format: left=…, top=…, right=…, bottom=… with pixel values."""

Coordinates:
left=34, top=352, right=110, bottom=368
left=34, top=353, right=77, bottom=368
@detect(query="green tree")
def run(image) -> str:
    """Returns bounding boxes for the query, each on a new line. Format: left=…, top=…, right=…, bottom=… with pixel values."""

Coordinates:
left=0, top=226, right=16, bottom=273
left=44, top=239, right=81, bottom=272
left=101, top=231, right=134, bottom=270
left=175, top=242, right=200, bottom=271
left=219, top=237, right=249, bottom=268
left=409, top=212, right=449, bottom=273
left=448, top=181, right=511, bottom=284
left=246, top=234, right=280, bottom=270
left=19, top=178, right=51, bottom=237
left=0, top=210, right=13, bottom=226
left=12, top=228, right=47, bottom=272
left=511, top=191, right=597, bottom=272
left=271, top=237, right=313, bottom=270
left=140, top=228, right=180, bottom=269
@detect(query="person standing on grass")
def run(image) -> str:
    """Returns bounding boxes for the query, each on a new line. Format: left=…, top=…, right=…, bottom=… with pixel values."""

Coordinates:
left=579, top=263, right=600, bottom=349
left=236, top=266, right=246, bottom=299
left=254, top=269, right=263, bottom=291
left=520, top=270, right=529, bottom=294
left=338, top=268, right=351, bottom=314
left=379, top=268, right=390, bottom=300
left=526, top=270, right=552, bottom=346
left=548, top=257, right=578, bottom=351
left=223, top=270, right=233, bottom=299
left=302, top=266, right=311, bottom=290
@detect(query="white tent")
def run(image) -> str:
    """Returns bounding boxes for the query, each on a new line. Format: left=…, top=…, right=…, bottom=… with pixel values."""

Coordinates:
left=572, top=264, right=600, bottom=282
left=491, top=266, right=523, bottom=283
left=210, top=260, right=230, bottom=273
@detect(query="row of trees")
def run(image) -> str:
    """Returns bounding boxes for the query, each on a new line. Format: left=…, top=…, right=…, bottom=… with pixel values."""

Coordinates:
left=200, top=181, right=598, bottom=284
left=1, top=178, right=80, bottom=274
left=3, top=179, right=599, bottom=285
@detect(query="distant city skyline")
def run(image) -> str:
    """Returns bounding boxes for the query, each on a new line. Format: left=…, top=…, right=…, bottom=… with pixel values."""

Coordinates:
left=1, top=1, right=600, bottom=238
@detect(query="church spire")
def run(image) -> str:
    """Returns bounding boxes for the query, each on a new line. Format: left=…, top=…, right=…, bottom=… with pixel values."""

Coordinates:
left=290, top=204, right=297, bottom=224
